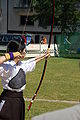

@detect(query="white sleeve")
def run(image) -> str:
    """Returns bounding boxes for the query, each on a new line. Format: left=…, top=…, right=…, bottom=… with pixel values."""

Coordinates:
left=0, top=65, right=5, bottom=76
left=0, top=64, right=10, bottom=77
left=21, top=58, right=36, bottom=73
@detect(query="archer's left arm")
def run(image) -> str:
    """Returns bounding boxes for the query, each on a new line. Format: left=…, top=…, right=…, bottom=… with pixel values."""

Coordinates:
left=35, top=49, right=50, bottom=63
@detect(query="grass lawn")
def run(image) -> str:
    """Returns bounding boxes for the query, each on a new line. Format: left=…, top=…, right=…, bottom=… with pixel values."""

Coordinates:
left=0, top=57, right=80, bottom=119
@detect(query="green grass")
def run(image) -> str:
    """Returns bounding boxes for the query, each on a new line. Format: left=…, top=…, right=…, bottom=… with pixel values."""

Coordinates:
left=25, top=101, right=73, bottom=120
left=0, top=57, right=80, bottom=120
left=25, top=57, right=80, bottom=100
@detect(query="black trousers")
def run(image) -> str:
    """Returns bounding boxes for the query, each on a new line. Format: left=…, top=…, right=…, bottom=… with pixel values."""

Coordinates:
left=0, top=89, right=25, bottom=120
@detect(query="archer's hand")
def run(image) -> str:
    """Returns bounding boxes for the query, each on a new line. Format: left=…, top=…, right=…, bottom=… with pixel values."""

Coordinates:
left=45, top=48, right=50, bottom=58
left=5, top=52, right=22, bottom=60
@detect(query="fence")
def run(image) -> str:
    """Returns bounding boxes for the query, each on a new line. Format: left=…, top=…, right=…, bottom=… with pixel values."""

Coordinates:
left=1, top=32, right=80, bottom=58
left=0, top=44, right=59, bottom=57
left=25, top=44, right=59, bottom=57
left=56, top=32, right=80, bottom=58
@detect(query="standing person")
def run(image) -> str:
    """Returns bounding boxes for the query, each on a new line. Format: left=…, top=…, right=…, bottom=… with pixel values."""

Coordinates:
left=30, top=38, right=34, bottom=44
left=0, top=39, right=50, bottom=120
left=43, top=36, right=47, bottom=44
left=40, top=35, right=47, bottom=44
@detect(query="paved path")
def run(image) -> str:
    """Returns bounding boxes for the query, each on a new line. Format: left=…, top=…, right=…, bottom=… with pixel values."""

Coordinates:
left=24, top=98, right=80, bottom=104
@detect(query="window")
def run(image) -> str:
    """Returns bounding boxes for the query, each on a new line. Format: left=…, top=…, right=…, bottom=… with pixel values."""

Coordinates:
left=20, top=16, right=34, bottom=25
left=19, top=0, right=31, bottom=7
left=35, top=35, right=40, bottom=44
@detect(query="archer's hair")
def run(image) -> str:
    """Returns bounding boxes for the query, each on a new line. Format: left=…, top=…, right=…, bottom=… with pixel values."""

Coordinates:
left=6, top=39, right=25, bottom=52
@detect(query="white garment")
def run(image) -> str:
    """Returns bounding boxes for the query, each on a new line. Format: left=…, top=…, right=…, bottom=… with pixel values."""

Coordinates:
left=0, top=58, right=36, bottom=92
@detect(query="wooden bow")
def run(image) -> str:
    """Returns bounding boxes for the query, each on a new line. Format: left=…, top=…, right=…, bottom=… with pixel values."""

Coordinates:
left=28, top=0, right=55, bottom=111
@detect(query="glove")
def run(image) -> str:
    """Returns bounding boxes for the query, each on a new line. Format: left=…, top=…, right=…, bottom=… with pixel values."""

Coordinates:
left=5, top=52, right=21, bottom=60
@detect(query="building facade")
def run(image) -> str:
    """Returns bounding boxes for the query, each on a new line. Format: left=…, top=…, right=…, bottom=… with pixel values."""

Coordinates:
left=0, top=0, right=61, bottom=43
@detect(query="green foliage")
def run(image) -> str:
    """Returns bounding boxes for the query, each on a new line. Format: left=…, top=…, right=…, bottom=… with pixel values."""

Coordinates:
left=55, top=0, right=80, bottom=33
left=32, top=0, right=80, bottom=33
left=33, top=0, right=53, bottom=28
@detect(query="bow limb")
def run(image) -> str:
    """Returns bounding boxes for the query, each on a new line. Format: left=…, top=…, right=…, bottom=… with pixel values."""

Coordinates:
left=27, top=0, right=55, bottom=112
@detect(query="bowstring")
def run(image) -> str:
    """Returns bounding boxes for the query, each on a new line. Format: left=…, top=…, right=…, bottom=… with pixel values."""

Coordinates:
left=22, top=0, right=32, bottom=35
left=22, top=1, right=33, bottom=119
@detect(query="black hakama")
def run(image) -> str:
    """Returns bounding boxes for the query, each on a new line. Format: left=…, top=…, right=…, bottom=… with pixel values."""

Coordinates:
left=0, top=89, right=25, bottom=120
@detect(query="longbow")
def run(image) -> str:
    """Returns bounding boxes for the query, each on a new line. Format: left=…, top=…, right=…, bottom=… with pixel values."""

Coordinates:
left=28, top=0, right=55, bottom=111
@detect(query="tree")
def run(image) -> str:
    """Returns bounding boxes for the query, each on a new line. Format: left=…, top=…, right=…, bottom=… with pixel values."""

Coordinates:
left=32, top=0, right=80, bottom=34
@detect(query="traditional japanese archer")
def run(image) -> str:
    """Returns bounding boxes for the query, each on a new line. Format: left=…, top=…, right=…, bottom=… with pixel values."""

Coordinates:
left=0, top=39, right=50, bottom=120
